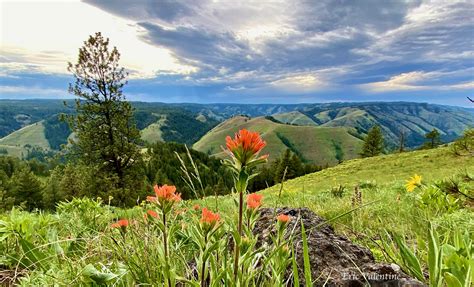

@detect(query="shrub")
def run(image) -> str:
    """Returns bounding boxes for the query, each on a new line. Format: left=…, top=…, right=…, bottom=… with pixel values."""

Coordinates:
left=329, top=184, right=346, bottom=198
left=451, top=128, right=474, bottom=156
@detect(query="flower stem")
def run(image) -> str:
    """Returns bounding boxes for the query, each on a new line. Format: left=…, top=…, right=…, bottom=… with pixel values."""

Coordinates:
left=233, top=190, right=244, bottom=280
left=201, top=232, right=208, bottom=287
left=162, top=211, right=172, bottom=287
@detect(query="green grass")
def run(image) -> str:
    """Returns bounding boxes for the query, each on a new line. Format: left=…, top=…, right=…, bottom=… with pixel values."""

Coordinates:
left=140, top=115, right=166, bottom=144
left=0, top=144, right=26, bottom=158
left=0, top=121, right=50, bottom=156
left=272, top=111, right=317, bottom=126
left=194, top=146, right=474, bottom=242
left=1, top=146, right=472, bottom=286
left=193, top=116, right=363, bottom=165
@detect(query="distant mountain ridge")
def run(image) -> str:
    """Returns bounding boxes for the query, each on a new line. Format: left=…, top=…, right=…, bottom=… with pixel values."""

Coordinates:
left=186, top=102, right=473, bottom=148
left=0, top=100, right=472, bottom=158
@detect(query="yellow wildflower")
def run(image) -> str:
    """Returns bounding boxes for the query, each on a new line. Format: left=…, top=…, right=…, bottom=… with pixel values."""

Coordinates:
left=405, top=174, right=422, bottom=192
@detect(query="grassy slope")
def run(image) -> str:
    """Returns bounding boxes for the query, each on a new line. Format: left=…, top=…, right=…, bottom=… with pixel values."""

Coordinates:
left=193, top=116, right=363, bottom=165
left=194, top=147, right=473, bottom=251
left=0, top=121, right=50, bottom=156
left=272, top=111, right=317, bottom=126
left=140, top=115, right=166, bottom=144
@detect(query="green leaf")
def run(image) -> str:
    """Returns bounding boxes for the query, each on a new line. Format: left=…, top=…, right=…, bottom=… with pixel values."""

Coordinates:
left=444, top=272, right=463, bottom=287
left=19, top=238, right=48, bottom=270
left=83, top=264, right=118, bottom=284
left=393, top=234, right=424, bottom=281
left=47, top=228, right=64, bottom=256
left=428, top=223, right=443, bottom=287
left=291, top=241, right=300, bottom=287
left=301, top=220, right=312, bottom=287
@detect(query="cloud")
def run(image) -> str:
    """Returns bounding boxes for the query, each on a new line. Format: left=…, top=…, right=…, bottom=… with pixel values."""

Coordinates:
left=361, top=71, right=474, bottom=92
left=0, top=0, right=195, bottom=78
left=1, top=0, right=473, bottom=102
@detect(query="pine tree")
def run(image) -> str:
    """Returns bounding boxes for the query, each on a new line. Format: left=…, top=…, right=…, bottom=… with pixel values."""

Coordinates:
left=66, top=33, right=142, bottom=200
left=423, top=129, right=441, bottom=149
left=10, top=167, right=43, bottom=210
left=361, top=125, right=384, bottom=157
left=274, top=149, right=292, bottom=183
left=289, top=153, right=304, bottom=178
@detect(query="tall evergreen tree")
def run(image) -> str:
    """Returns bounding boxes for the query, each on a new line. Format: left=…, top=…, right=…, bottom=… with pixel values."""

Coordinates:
left=66, top=32, right=142, bottom=200
left=361, top=125, right=384, bottom=157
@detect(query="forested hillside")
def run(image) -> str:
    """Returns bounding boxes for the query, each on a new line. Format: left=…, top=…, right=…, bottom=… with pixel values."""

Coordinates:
left=1, top=100, right=472, bottom=158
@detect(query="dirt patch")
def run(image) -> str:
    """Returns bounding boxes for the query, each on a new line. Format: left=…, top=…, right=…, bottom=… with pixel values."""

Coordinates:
left=0, top=267, right=26, bottom=286
left=254, top=207, right=426, bottom=286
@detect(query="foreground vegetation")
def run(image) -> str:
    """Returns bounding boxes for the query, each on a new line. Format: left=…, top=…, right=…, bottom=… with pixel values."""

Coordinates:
left=1, top=32, right=472, bottom=286
left=1, top=145, right=472, bottom=285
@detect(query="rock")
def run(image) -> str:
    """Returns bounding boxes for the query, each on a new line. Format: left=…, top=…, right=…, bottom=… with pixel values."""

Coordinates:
left=254, top=207, right=426, bottom=287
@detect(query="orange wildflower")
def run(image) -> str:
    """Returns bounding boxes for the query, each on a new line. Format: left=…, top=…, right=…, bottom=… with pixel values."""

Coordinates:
left=146, top=210, right=159, bottom=218
left=193, top=204, right=201, bottom=211
left=111, top=219, right=129, bottom=228
left=225, top=129, right=268, bottom=165
left=277, top=214, right=290, bottom=223
left=200, top=208, right=220, bottom=226
left=154, top=184, right=182, bottom=202
left=247, top=193, right=263, bottom=209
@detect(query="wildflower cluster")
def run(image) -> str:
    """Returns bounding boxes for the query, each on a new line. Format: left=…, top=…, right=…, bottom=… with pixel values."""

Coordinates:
left=106, top=129, right=294, bottom=286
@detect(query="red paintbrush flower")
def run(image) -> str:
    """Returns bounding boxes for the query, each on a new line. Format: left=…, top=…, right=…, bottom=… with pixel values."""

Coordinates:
left=247, top=193, right=263, bottom=209
left=277, top=214, right=290, bottom=223
left=111, top=219, right=129, bottom=228
left=225, top=129, right=268, bottom=166
left=154, top=184, right=182, bottom=202
left=200, top=207, right=220, bottom=227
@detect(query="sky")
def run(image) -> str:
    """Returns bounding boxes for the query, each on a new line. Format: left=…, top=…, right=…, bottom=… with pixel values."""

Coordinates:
left=0, top=0, right=473, bottom=106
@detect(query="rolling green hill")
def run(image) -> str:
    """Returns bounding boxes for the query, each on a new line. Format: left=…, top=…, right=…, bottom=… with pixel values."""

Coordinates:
left=1, top=100, right=472, bottom=158
left=186, top=102, right=474, bottom=149
left=0, top=100, right=218, bottom=156
left=0, top=121, right=50, bottom=158
left=193, top=115, right=363, bottom=165
left=305, top=103, right=474, bottom=148
left=140, top=115, right=166, bottom=143
left=272, top=111, right=317, bottom=126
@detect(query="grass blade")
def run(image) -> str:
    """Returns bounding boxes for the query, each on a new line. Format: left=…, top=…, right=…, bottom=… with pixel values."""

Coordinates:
left=301, top=220, right=312, bottom=287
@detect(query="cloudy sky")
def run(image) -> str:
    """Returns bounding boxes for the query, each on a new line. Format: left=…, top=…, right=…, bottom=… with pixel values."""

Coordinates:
left=1, top=0, right=473, bottom=106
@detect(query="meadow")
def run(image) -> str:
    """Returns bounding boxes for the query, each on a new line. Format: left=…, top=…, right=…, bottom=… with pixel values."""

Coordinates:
left=1, top=140, right=472, bottom=286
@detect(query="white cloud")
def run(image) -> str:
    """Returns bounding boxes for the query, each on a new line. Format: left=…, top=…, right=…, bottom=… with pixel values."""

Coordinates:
left=450, top=81, right=474, bottom=89
left=0, top=0, right=196, bottom=78
left=361, top=71, right=474, bottom=93
left=270, top=74, right=327, bottom=92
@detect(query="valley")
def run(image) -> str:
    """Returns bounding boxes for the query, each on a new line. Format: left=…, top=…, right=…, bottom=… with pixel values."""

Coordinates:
left=1, top=100, right=473, bottom=166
